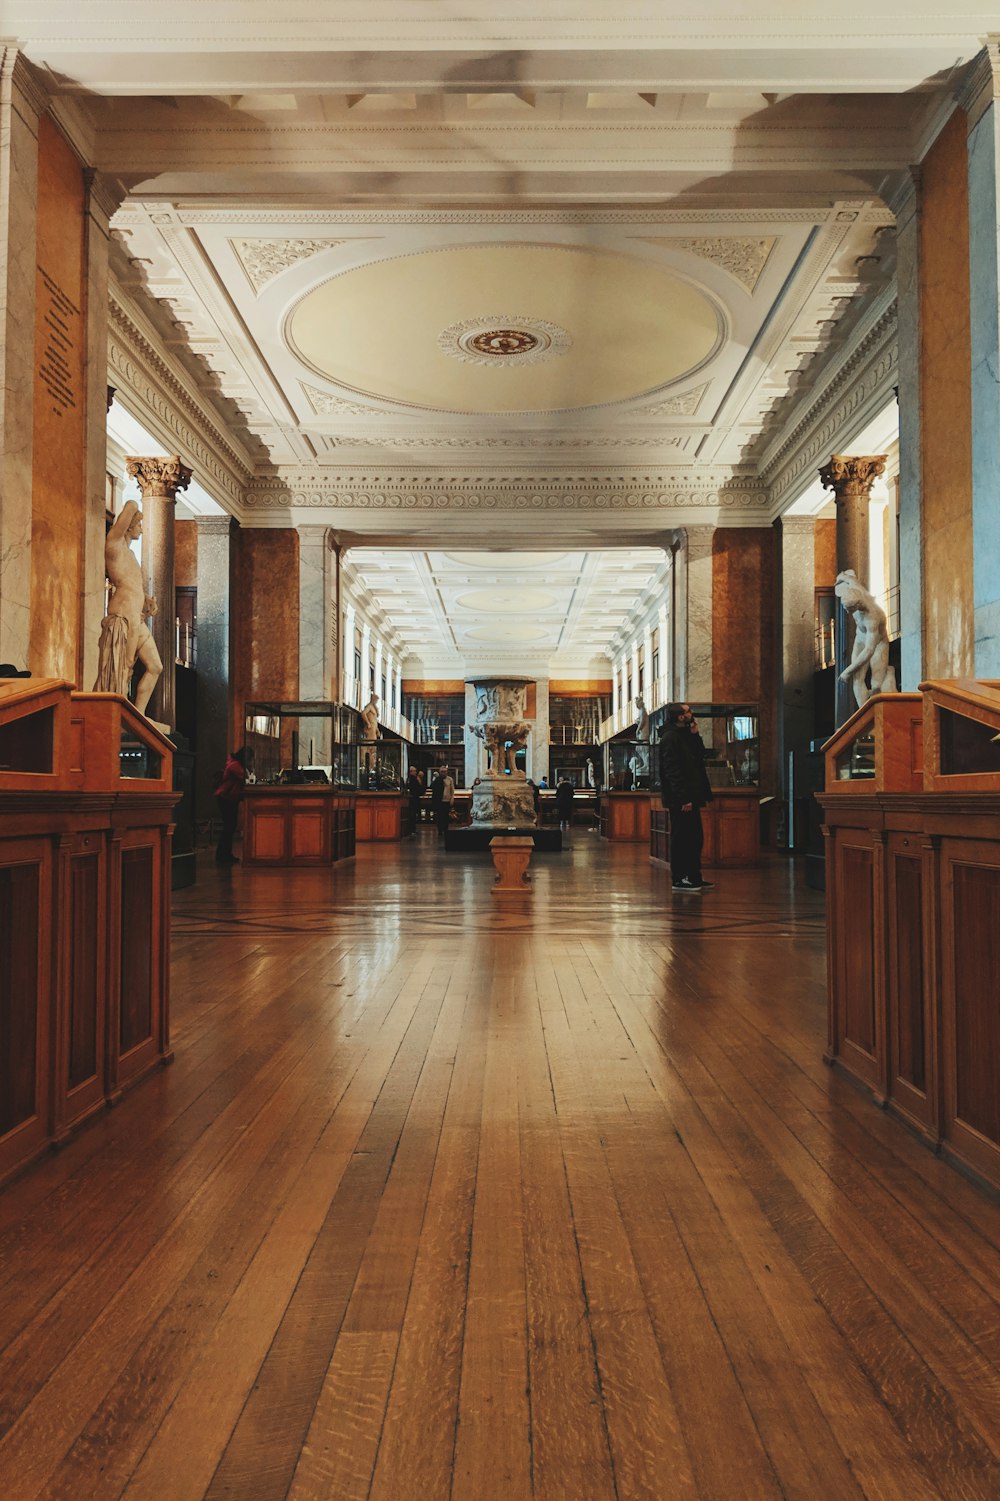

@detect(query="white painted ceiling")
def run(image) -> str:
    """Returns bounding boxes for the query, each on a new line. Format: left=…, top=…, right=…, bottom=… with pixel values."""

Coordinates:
left=344, top=547, right=669, bottom=678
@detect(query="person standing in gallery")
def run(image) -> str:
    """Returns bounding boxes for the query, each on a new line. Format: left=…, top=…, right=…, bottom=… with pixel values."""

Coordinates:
left=555, top=776, right=575, bottom=831
left=430, top=764, right=455, bottom=838
left=406, top=764, right=424, bottom=832
left=658, top=704, right=714, bottom=893
left=214, top=746, right=247, bottom=865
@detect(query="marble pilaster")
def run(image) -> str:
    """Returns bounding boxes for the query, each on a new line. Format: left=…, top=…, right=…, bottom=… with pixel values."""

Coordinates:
left=657, top=602, right=670, bottom=704
left=684, top=525, right=715, bottom=702
left=464, top=680, right=479, bottom=786
left=126, top=455, right=192, bottom=728
left=297, top=525, right=334, bottom=702
left=343, top=601, right=356, bottom=705
left=965, top=47, right=1000, bottom=675
left=80, top=172, right=121, bottom=689
left=780, top=517, right=818, bottom=775
left=0, top=51, right=42, bottom=668
left=195, top=514, right=235, bottom=823
left=533, top=676, right=550, bottom=783
left=360, top=622, right=371, bottom=705
left=892, top=171, right=924, bottom=688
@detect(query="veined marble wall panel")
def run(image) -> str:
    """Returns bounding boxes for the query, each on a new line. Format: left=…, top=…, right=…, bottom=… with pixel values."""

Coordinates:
left=920, top=109, right=974, bottom=679
left=29, top=114, right=86, bottom=683
left=175, top=519, right=198, bottom=587
left=233, top=529, right=299, bottom=745
left=967, top=93, right=1000, bottom=676
left=0, top=52, right=41, bottom=670
left=712, top=527, right=779, bottom=793
left=685, top=526, right=714, bottom=702
left=814, top=518, right=837, bottom=589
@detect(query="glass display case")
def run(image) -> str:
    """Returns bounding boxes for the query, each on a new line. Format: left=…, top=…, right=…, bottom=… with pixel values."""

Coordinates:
left=355, top=737, right=404, bottom=791
left=822, top=693, right=923, bottom=794
left=921, top=679, right=1000, bottom=789
left=244, top=701, right=358, bottom=787
left=606, top=739, right=653, bottom=791
left=646, top=703, right=760, bottom=793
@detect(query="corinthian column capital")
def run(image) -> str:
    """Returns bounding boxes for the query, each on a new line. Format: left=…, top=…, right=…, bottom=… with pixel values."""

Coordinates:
left=125, top=455, right=192, bottom=500
left=819, top=454, right=887, bottom=502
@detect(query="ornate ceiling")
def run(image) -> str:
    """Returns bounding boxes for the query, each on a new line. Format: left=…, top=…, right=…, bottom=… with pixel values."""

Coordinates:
left=12, top=3, right=991, bottom=665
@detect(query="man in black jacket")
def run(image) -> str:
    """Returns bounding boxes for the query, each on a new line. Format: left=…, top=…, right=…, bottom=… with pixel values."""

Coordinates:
left=658, top=703, right=714, bottom=892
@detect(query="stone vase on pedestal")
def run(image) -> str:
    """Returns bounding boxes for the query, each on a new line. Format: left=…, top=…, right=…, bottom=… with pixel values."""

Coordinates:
left=468, top=677, right=536, bottom=827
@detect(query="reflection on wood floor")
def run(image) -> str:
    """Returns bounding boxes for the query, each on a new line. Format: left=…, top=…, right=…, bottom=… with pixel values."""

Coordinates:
left=2, top=832, right=1000, bottom=1499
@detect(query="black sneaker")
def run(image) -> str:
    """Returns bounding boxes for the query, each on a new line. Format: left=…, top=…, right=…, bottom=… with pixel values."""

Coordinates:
left=672, top=878, right=702, bottom=892
left=699, top=880, right=716, bottom=890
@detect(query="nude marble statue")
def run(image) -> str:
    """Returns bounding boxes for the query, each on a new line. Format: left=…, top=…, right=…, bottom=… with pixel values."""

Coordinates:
left=93, top=501, right=162, bottom=715
left=835, top=569, right=897, bottom=708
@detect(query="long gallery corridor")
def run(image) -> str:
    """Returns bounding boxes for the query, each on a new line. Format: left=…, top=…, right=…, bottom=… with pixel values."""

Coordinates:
left=2, top=834, right=1000, bottom=1500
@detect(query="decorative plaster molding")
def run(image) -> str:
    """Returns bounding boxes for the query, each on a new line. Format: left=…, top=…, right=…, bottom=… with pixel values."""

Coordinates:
left=957, top=42, right=1000, bottom=130
left=761, top=298, right=898, bottom=512
left=229, top=237, right=355, bottom=293
left=301, top=384, right=390, bottom=417
left=635, top=236, right=776, bottom=291
left=437, top=315, right=572, bottom=368
left=148, top=208, right=834, bottom=228
left=244, top=469, right=768, bottom=515
left=779, top=515, right=818, bottom=535
left=108, top=286, right=254, bottom=512
left=195, top=515, right=235, bottom=536
left=634, top=383, right=709, bottom=417
left=339, top=435, right=688, bottom=451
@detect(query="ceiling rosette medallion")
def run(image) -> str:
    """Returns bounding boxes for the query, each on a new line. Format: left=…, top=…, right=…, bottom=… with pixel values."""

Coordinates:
left=437, top=315, right=572, bottom=369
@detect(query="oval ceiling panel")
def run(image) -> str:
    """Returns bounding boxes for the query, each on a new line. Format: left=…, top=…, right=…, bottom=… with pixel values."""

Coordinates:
left=454, top=588, right=557, bottom=613
left=286, top=244, right=722, bottom=414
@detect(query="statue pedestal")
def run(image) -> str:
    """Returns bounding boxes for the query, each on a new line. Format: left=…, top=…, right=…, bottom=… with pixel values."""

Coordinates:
left=489, top=836, right=533, bottom=893
left=472, top=775, right=535, bottom=827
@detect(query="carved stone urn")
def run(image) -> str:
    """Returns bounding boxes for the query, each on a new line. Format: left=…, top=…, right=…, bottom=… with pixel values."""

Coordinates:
left=468, top=677, right=536, bottom=827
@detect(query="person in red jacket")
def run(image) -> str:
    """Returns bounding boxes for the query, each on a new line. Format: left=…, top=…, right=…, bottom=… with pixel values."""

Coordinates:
left=214, top=747, right=247, bottom=864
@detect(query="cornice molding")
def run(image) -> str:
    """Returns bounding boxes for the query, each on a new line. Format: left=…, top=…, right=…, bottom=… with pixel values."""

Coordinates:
left=2, top=50, right=51, bottom=122
left=244, top=467, right=769, bottom=519
left=108, top=284, right=254, bottom=513
left=761, top=296, right=898, bottom=514
left=118, top=207, right=854, bottom=229
left=957, top=42, right=1000, bottom=131
left=195, top=515, right=236, bottom=536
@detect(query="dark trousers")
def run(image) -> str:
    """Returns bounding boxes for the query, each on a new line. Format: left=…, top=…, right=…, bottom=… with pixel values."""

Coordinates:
left=668, top=804, right=704, bottom=883
left=434, top=803, right=450, bottom=836
left=216, top=797, right=239, bottom=861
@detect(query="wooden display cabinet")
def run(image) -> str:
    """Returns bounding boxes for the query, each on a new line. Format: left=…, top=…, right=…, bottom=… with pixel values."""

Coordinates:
left=601, top=792, right=652, bottom=842
left=0, top=681, right=176, bottom=1185
left=242, top=785, right=356, bottom=866
left=821, top=682, right=1000, bottom=1191
left=920, top=678, right=1000, bottom=790
left=822, top=692, right=923, bottom=795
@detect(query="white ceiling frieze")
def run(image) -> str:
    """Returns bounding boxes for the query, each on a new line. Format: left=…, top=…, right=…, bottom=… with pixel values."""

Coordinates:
left=634, top=383, right=709, bottom=417
left=635, top=236, right=776, bottom=291
left=244, top=471, right=768, bottom=514
left=229, top=237, right=356, bottom=294
left=300, top=383, right=393, bottom=417
left=763, top=300, right=898, bottom=512
left=336, top=435, right=690, bottom=451
left=151, top=208, right=835, bottom=228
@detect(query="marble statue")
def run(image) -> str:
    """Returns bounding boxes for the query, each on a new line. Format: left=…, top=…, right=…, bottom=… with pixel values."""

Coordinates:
left=835, top=569, right=897, bottom=708
left=634, top=693, right=649, bottom=742
left=93, top=501, right=162, bottom=715
left=469, top=677, right=536, bottom=828
left=360, top=694, right=380, bottom=740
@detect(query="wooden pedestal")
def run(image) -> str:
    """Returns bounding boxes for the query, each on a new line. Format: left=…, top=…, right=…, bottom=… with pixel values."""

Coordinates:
left=489, top=836, right=533, bottom=893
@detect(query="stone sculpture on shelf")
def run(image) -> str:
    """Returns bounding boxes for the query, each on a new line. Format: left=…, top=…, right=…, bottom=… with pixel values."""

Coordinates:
left=360, top=694, right=380, bottom=740
left=93, top=500, right=162, bottom=715
left=835, top=569, right=897, bottom=708
left=632, top=692, right=650, bottom=778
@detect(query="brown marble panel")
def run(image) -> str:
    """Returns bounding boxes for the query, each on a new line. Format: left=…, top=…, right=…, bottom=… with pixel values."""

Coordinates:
left=814, top=518, right=837, bottom=589
left=175, top=520, right=198, bottom=588
left=712, top=528, right=779, bottom=793
left=920, top=108, right=974, bottom=678
left=550, top=681, right=613, bottom=694
left=29, top=116, right=86, bottom=684
left=402, top=680, right=465, bottom=694
left=233, top=530, right=299, bottom=739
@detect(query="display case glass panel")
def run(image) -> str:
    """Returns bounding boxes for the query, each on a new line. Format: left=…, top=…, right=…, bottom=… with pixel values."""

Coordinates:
left=833, top=730, right=877, bottom=781
left=119, top=728, right=163, bottom=780
left=356, top=739, right=403, bottom=791
left=938, top=708, right=1000, bottom=778
left=0, top=707, right=54, bottom=775
left=647, top=703, right=759, bottom=792
left=607, top=739, right=653, bottom=791
left=245, top=701, right=359, bottom=787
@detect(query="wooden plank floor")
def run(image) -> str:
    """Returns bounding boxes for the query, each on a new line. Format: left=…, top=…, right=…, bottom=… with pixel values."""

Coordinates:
left=3, top=831, right=1000, bottom=1498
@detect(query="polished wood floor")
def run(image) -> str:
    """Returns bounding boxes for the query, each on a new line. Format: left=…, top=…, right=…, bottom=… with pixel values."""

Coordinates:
left=3, top=831, right=1000, bottom=1499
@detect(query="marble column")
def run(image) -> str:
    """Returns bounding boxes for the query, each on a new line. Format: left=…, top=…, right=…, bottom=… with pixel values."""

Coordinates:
left=533, top=676, right=550, bottom=783
left=657, top=602, right=670, bottom=704
left=297, top=525, right=335, bottom=701
left=464, top=681, right=479, bottom=786
left=0, top=50, right=43, bottom=668
left=819, top=454, right=887, bottom=584
left=374, top=637, right=384, bottom=711
left=892, top=171, right=924, bottom=688
left=964, top=44, right=1000, bottom=675
left=126, top=455, right=192, bottom=728
left=343, top=601, right=355, bottom=705
left=360, top=622, right=371, bottom=705
left=684, top=525, right=715, bottom=702
left=780, top=516, right=818, bottom=778
left=195, top=515, right=235, bottom=823
left=80, top=171, right=122, bottom=689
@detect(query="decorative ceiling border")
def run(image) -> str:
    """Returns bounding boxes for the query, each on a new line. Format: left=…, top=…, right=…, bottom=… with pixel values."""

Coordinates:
left=116, top=205, right=892, bottom=228
left=761, top=295, right=898, bottom=512
left=244, top=468, right=769, bottom=515
left=108, top=284, right=254, bottom=512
